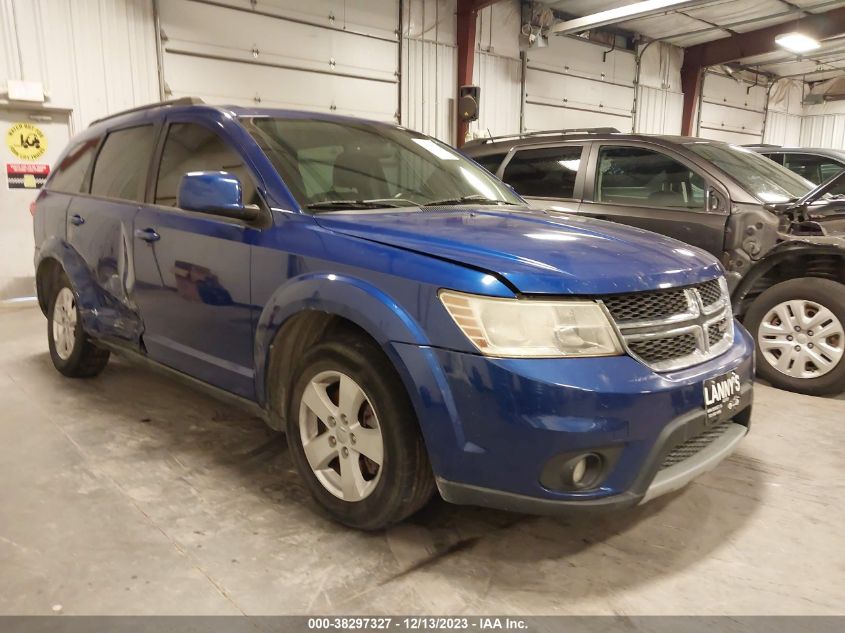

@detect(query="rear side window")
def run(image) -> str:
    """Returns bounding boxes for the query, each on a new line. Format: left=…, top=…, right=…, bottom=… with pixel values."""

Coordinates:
left=155, top=123, right=258, bottom=207
left=596, top=146, right=705, bottom=210
left=472, top=153, right=506, bottom=174
left=783, top=153, right=845, bottom=185
left=48, top=137, right=100, bottom=194
left=90, top=126, right=155, bottom=201
left=761, top=152, right=785, bottom=166
left=503, top=146, right=583, bottom=198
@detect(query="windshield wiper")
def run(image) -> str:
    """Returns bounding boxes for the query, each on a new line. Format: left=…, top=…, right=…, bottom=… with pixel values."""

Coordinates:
left=422, top=194, right=517, bottom=207
left=307, top=199, right=406, bottom=211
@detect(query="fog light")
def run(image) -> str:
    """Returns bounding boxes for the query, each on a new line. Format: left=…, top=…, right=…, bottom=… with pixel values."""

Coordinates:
left=567, top=453, right=602, bottom=489
left=572, top=457, right=588, bottom=485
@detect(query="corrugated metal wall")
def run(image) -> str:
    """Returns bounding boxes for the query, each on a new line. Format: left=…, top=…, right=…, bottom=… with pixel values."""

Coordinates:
left=800, top=101, right=845, bottom=149
left=401, top=0, right=455, bottom=141
left=634, top=42, right=683, bottom=135
left=401, top=0, right=520, bottom=143
left=0, top=0, right=159, bottom=133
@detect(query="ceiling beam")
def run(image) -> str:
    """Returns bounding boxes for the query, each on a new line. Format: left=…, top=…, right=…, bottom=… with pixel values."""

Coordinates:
left=684, top=6, right=845, bottom=68
left=549, top=0, right=718, bottom=36
left=680, top=6, right=845, bottom=134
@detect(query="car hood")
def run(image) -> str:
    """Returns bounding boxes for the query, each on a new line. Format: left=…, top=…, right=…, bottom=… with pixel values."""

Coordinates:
left=314, top=207, right=724, bottom=295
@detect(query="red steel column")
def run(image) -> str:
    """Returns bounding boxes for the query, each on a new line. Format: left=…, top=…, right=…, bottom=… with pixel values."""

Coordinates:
left=456, top=0, right=479, bottom=147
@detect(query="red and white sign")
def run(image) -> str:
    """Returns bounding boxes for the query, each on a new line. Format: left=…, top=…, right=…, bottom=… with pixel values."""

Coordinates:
left=6, top=163, right=50, bottom=189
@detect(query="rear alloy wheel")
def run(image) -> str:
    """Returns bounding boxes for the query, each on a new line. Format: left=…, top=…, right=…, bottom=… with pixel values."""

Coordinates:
left=47, top=273, right=110, bottom=378
left=285, top=335, right=434, bottom=529
left=746, top=278, right=845, bottom=395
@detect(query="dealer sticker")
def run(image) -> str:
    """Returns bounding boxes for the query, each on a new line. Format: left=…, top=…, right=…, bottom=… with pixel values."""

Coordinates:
left=703, top=370, right=743, bottom=425
left=6, top=163, right=50, bottom=189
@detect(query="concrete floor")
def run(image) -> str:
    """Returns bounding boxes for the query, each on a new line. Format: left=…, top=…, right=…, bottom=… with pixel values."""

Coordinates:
left=1, top=304, right=843, bottom=616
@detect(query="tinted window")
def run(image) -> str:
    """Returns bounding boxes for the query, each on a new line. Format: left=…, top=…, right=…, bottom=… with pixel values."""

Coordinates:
left=597, top=146, right=705, bottom=209
left=243, top=117, right=521, bottom=210
left=688, top=142, right=812, bottom=203
left=503, top=146, right=583, bottom=198
left=155, top=123, right=258, bottom=207
left=783, top=153, right=845, bottom=185
left=759, top=152, right=784, bottom=165
left=90, top=126, right=155, bottom=201
left=473, top=153, right=506, bottom=174
left=48, top=137, right=100, bottom=193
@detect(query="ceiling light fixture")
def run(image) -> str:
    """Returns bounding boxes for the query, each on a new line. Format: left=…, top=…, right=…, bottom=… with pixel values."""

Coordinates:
left=775, top=32, right=821, bottom=54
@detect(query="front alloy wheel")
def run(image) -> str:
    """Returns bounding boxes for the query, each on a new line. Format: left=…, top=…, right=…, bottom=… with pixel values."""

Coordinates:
left=299, top=370, right=384, bottom=502
left=758, top=299, right=844, bottom=379
left=285, top=335, right=434, bottom=529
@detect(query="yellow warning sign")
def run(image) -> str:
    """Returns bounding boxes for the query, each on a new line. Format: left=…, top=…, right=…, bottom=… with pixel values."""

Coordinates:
left=6, top=122, right=47, bottom=160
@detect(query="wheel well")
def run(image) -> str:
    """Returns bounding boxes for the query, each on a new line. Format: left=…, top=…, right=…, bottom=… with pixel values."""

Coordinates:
left=35, top=258, right=63, bottom=316
left=264, top=311, right=382, bottom=431
left=737, top=253, right=845, bottom=317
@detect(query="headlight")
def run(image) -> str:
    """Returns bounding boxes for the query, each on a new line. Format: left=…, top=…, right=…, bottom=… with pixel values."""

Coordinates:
left=439, top=290, right=624, bottom=358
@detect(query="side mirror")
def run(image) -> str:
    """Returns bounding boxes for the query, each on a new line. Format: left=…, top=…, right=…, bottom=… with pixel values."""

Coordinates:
left=177, top=171, right=260, bottom=222
left=706, top=188, right=723, bottom=212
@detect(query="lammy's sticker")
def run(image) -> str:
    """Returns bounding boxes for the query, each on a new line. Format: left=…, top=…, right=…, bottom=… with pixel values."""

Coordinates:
left=6, top=122, right=47, bottom=160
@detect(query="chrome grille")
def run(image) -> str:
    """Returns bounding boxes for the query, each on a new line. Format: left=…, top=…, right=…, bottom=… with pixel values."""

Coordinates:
left=698, top=278, right=722, bottom=307
left=660, top=421, right=733, bottom=470
left=629, top=334, right=697, bottom=363
left=603, top=289, right=688, bottom=322
left=601, top=277, right=733, bottom=372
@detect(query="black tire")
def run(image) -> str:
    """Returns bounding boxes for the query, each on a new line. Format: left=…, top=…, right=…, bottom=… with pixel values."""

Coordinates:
left=47, top=273, right=110, bottom=378
left=284, top=334, right=435, bottom=530
left=745, top=278, right=845, bottom=396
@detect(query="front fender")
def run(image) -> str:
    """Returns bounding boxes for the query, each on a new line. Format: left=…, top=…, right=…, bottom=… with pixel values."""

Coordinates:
left=254, top=272, right=431, bottom=400
left=36, top=237, right=142, bottom=345
left=732, top=242, right=845, bottom=312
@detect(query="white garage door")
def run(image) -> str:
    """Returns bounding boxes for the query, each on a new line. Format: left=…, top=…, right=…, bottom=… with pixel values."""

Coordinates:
left=158, top=0, right=399, bottom=122
left=698, top=71, right=766, bottom=144
left=523, top=36, right=636, bottom=133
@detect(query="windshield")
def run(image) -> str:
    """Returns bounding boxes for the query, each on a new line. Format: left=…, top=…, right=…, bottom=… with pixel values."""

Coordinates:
left=687, top=142, right=815, bottom=203
left=242, top=117, right=522, bottom=211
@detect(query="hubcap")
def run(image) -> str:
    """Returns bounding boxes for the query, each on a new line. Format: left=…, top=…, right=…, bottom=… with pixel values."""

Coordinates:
left=52, top=287, right=77, bottom=361
left=298, top=371, right=384, bottom=502
left=758, top=299, right=844, bottom=379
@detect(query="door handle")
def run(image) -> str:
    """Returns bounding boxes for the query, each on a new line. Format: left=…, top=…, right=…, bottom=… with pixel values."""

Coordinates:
left=70, top=214, right=85, bottom=226
left=134, top=228, right=161, bottom=243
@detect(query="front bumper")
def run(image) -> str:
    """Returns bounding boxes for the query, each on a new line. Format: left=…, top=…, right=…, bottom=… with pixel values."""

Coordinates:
left=389, top=320, right=754, bottom=513
left=435, top=397, right=750, bottom=514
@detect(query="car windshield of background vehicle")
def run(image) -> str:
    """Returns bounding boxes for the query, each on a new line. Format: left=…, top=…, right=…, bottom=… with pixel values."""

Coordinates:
left=242, top=117, right=523, bottom=211
left=688, top=142, right=814, bottom=203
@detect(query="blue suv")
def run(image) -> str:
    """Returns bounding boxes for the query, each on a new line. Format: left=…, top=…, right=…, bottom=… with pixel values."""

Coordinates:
left=33, top=99, right=754, bottom=529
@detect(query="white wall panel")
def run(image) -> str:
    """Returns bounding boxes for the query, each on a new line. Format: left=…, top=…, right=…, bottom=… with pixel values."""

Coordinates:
left=0, top=0, right=159, bottom=132
left=159, top=0, right=399, bottom=121
left=469, top=51, right=520, bottom=138
left=402, top=0, right=520, bottom=143
left=401, top=36, right=455, bottom=141
left=698, top=72, right=766, bottom=143
left=800, top=115, right=845, bottom=149
left=635, top=85, right=682, bottom=135
left=524, top=35, right=635, bottom=133
left=763, top=111, right=802, bottom=146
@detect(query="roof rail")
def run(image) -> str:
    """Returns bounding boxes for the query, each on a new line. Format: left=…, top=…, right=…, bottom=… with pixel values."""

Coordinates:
left=464, top=127, right=621, bottom=147
left=89, top=97, right=206, bottom=127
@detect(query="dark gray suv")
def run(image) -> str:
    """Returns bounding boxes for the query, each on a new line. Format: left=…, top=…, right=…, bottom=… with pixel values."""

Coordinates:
left=465, top=130, right=845, bottom=396
left=747, top=145, right=845, bottom=193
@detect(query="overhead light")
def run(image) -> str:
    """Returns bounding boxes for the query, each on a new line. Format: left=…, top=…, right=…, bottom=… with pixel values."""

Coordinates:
left=775, top=32, right=821, bottom=54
